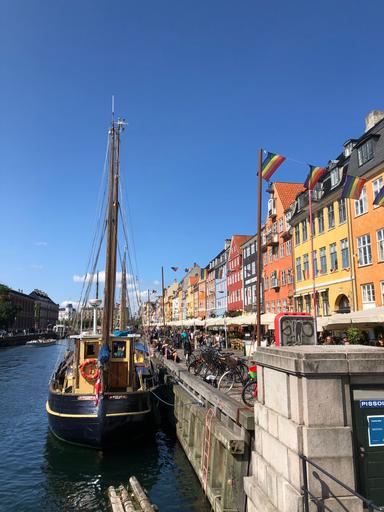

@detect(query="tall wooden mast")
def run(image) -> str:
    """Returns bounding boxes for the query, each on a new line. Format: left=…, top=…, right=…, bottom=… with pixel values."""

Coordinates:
left=101, top=118, right=117, bottom=346
left=119, top=249, right=127, bottom=330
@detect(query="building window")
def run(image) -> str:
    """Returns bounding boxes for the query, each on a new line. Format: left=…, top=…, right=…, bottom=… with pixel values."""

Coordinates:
left=330, top=167, right=341, bottom=188
left=361, top=283, right=375, bottom=306
left=381, top=281, right=384, bottom=306
left=311, top=216, right=316, bottom=236
left=341, top=238, right=350, bottom=269
left=279, top=244, right=284, bottom=258
left=330, top=243, right=338, bottom=271
left=313, top=250, right=318, bottom=276
left=281, top=270, right=286, bottom=285
left=358, top=139, right=374, bottom=166
left=295, top=257, right=302, bottom=281
left=302, top=220, right=308, bottom=242
left=303, top=253, right=309, bottom=279
left=338, top=198, right=347, bottom=224
left=287, top=268, right=293, bottom=284
left=321, top=291, right=330, bottom=316
left=264, top=276, right=269, bottom=290
left=355, top=186, right=368, bottom=216
left=377, top=229, right=384, bottom=262
left=285, top=212, right=291, bottom=231
left=277, top=300, right=281, bottom=313
left=278, top=219, right=284, bottom=232
left=283, top=299, right=287, bottom=311
left=251, top=243, right=255, bottom=254
left=317, top=210, right=324, bottom=233
left=305, top=295, right=311, bottom=313
left=357, top=234, right=372, bottom=266
left=286, top=240, right=292, bottom=255
left=320, top=247, right=327, bottom=274
left=273, top=246, right=278, bottom=260
left=271, top=301, right=275, bottom=313
left=373, top=177, right=384, bottom=206
left=328, top=203, right=335, bottom=229
left=269, top=249, right=273, bottom=263
left=296, top=296, right=303, bottom=312
left=252, top=261, right=256, bottom=275
left=295, top=225, right=300, bottom=245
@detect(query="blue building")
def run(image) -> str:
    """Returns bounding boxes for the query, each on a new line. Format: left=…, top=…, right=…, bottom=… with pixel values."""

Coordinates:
left=213, top=240, right=230, bottom=317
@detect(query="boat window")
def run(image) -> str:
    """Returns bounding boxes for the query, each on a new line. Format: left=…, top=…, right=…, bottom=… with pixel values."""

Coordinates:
left=85, top=343, right=96, bottom=357
left=112, top=341, right=126, bottom=359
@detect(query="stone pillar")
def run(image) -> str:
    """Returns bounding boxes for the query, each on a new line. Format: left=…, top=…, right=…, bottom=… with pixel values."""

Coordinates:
left=244, top=346, right=384, bottom=512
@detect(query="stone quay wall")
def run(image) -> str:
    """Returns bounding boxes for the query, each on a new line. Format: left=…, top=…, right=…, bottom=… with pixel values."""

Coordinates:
left=244, top=345, right=384, bottom=512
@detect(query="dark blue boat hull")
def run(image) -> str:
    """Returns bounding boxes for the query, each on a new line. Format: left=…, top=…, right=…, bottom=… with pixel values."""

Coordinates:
left=47, top=387, right=154, bottom=448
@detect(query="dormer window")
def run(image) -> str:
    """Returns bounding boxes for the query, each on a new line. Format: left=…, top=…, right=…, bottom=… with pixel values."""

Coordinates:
left=330, top=167, right=341, bottom=189
left=358, top=139, right=374, bottom=166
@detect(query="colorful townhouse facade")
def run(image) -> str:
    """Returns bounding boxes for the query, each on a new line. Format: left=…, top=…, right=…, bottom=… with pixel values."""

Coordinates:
left=227, top=235, right=252, bottom=312
left=262, top=182, right=304, bottom=315
left=214, top=244, right=229, bottom=317
left=241, top=235, right=258, bottom=313
left=290, top=164, right=354, bottom=317
left=206, top=263, right=216, bottom=319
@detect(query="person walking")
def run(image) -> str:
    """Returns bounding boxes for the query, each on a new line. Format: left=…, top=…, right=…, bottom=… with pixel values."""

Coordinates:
left=183, top=336, right=192, bottom=363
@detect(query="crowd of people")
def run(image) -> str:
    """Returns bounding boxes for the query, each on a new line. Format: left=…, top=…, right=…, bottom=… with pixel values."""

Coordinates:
left=148, top=328, right=227, bottom=363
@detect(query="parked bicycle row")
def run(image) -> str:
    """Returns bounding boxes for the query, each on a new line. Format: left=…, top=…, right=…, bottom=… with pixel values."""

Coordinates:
left=186, top=346, right=257, bottom=407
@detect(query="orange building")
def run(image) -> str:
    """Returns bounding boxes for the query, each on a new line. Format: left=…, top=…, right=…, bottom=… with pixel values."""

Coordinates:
left=348, top=111, right=384, bottom=310
left=262, top=182, right=305, bottom=314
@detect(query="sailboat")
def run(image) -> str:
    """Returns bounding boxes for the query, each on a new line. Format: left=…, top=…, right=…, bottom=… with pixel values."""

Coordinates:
left=46, top=110, right=159, bottom=448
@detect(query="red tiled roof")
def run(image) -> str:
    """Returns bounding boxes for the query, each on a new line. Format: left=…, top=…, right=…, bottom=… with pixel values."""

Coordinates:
left=232, top=235, right=253, bottom=246
left=274, top=182, right=305, bottom=210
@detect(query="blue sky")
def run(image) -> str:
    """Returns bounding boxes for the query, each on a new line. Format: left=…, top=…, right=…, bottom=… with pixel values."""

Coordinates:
left=1, top=0, right=383, bottom=307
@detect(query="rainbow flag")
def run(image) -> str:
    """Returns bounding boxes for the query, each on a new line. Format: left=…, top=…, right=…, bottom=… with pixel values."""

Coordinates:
left=374, top=186, right=384, bottom=207
left=305, top=165, right=327, bottom=190
left=261, top=152, right=286, bottom=181
left=341, top=175, right=366, bottom=199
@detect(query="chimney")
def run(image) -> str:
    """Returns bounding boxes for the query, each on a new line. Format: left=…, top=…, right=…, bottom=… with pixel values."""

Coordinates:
left=365, top=110, right=384, bottom=132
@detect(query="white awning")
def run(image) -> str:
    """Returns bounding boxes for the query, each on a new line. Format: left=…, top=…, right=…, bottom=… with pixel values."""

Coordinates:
left=325, top=307, right=384, bottom=329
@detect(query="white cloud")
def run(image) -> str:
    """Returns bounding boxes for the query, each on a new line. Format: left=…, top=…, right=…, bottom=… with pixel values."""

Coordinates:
left=73, top=270, right=136, bottom=286
left=153, top=280, right=160, bottom=286
left=60, top=300, right=81, bottom=309
left=34, top=241, right=48, bottom=247
left=30, top=264, right=43, bottom=270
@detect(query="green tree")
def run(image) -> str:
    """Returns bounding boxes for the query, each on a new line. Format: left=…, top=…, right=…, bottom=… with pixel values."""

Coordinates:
left=0, top=284, right=19, bottom=330
left=346, top=326, right=361, bottom=345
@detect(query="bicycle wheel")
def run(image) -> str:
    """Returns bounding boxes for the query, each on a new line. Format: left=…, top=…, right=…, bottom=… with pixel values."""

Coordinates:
left=242, top=379, right=258, bottom=407
left=218, top=370, right=235, bottom=393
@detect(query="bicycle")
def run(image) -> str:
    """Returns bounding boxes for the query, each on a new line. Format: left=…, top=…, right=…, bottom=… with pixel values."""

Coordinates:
left=241, top=365, right=258, bottom=407
left=217, top=356, right=248, bottom=393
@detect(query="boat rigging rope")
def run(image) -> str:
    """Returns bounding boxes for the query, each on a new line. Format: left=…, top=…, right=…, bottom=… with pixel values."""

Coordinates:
left=149, top=389, right=203, bottom=408
left=72, top=134, right=110, bottom=331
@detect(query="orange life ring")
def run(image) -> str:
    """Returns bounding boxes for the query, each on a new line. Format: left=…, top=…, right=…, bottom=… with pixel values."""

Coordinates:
left=80, top=358, right=99, bottom=382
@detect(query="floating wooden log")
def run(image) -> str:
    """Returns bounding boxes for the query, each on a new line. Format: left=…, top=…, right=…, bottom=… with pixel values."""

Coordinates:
left=108, top=486, right=125, bottom=512
left=129, top=476, right=154, bottom=512
left=118, top=484, right=136, bottom=512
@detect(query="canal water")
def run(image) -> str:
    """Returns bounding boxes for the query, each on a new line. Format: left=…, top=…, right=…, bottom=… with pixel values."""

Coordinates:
left=0, top=342, right=210, bottom=512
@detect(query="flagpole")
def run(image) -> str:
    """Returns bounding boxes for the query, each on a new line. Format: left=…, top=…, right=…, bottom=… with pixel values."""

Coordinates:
left=161, top=266, right=166, bottom=328
left=308, top=187, right=318, bottom=340
left=256, top=148, right=263, bottom=348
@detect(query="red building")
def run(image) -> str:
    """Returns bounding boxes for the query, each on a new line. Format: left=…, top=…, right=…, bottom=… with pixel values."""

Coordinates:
left=227, top=235, right=252, bottom=312
left=262, top=182, right=304, bottom=315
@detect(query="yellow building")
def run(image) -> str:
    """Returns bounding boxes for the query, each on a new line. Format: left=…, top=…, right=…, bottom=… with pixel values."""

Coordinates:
left=186, top=276, right=198, bottom=319
left=164, top=282, right=178, bottom=323
left=290, top=165, right=355, bottom=320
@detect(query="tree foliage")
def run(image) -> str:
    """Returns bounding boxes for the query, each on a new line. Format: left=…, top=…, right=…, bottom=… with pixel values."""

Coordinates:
left=0, top=284, right=19, bottom=329
left=346, top=326, right=361, bottom=345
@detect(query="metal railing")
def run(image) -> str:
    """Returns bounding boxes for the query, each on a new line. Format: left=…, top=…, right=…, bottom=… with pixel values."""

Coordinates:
left=300, top=454, right=382, bottom=512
